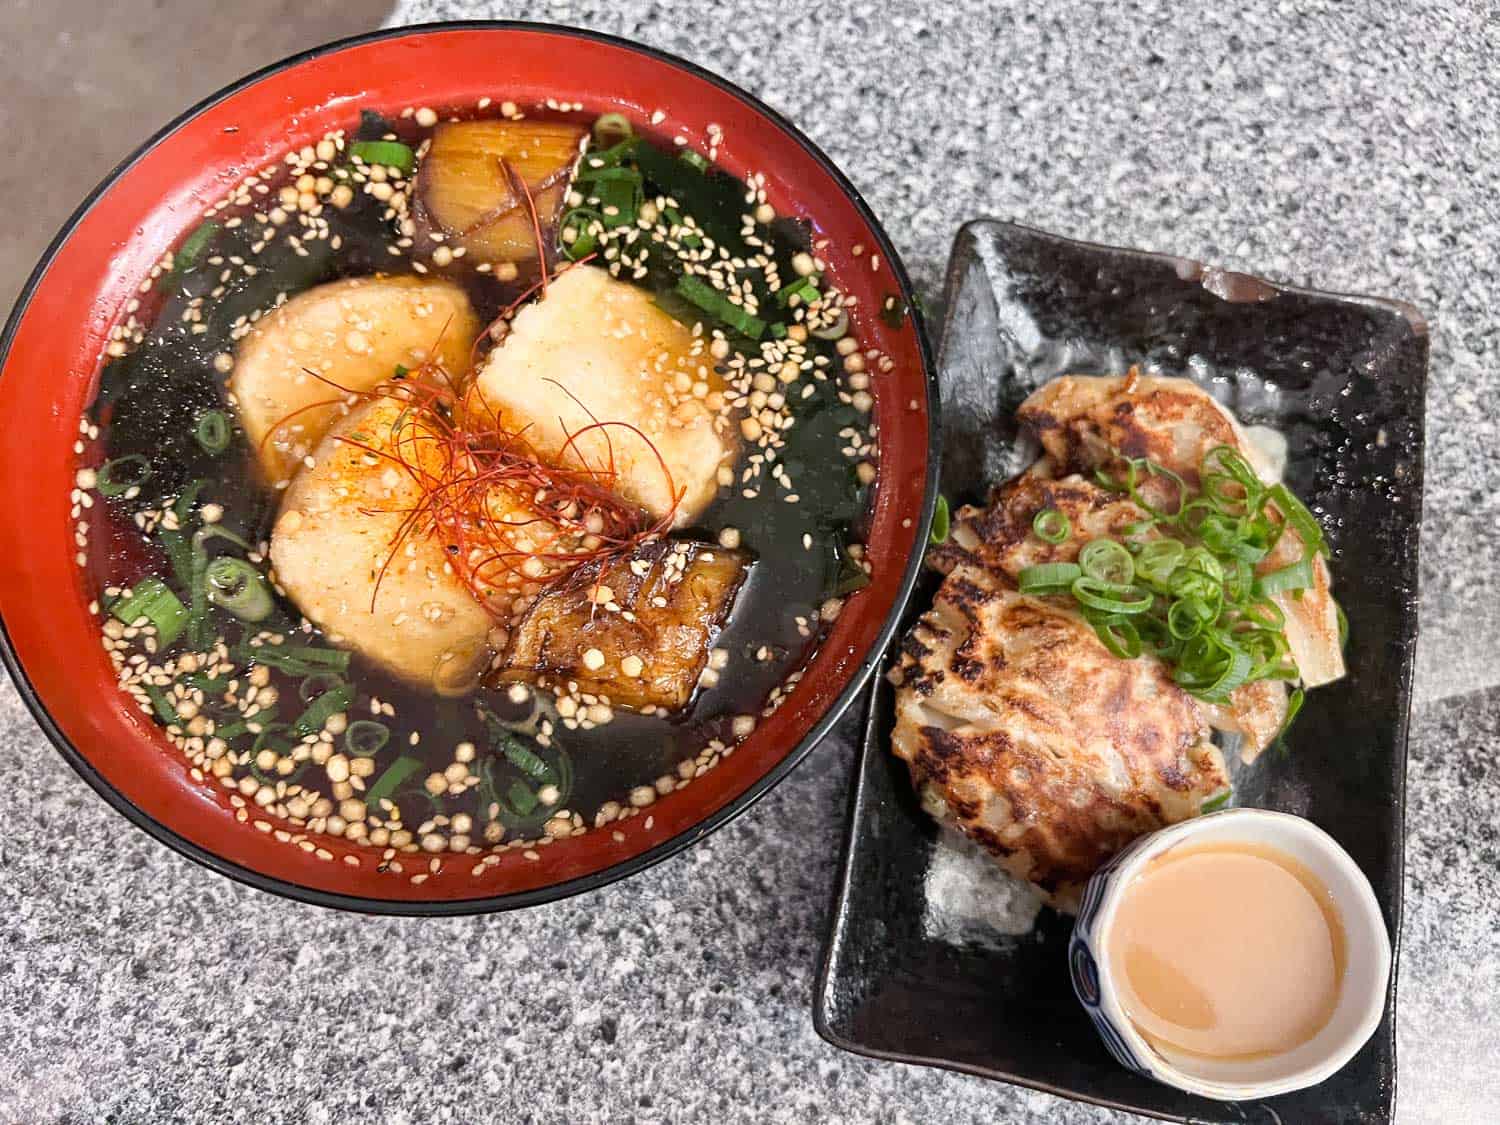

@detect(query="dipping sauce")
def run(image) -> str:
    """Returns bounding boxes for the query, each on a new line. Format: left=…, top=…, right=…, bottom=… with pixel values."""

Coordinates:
left=1108, top=841, right=1346, bottom=1060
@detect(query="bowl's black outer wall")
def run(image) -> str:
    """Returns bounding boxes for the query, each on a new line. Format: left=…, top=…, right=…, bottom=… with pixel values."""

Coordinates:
left=0, top=22, right=940, bottom=915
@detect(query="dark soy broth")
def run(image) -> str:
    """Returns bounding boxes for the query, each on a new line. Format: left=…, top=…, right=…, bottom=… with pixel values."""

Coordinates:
left=79, top=103, right=883, bottom=865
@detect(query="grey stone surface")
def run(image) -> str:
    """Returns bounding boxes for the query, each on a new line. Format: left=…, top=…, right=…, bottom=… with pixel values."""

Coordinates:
left=2, top=2, right=1496, bottom=1122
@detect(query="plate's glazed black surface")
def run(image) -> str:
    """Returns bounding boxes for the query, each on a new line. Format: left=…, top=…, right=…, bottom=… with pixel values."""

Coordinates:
left=814, top=220, right=1427, bottom=1123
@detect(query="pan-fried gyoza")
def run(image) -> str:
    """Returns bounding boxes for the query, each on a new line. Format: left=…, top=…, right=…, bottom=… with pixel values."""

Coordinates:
left=891, top=371, right=1344, bottom=909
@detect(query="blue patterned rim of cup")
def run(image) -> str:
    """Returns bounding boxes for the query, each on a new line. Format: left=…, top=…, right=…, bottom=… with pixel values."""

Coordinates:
left=1068, top=808, right=1392, bottom=1101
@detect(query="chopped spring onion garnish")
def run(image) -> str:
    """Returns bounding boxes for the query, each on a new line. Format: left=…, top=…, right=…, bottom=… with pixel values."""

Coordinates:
left=145, top=683, right=179, bottom=725
left=810, top=308, right=849, bottom=341
left=1031, top=508, right=1071, bottom=544
left=500, top=735, right=553, bottom=782
left=298, top=671, right=346, bottom=702
left=1079, top=538, right=1133, bottom=584
left=110, top=577, right=187, bottom=647
left=1253, top=554, right=1316, bottom=599
left=560, top=207, right=603, bottom=259
left=350, top=140, right=415, bottom=177
left=506, top=780, right=540, bottom=816
left=1273, top=686, right=1307, bottom=751
left=236, top=641, right=351, bottom=678
left=96, top=455, right=152, bottom=497
left=345, top=720, right=391, bottom=758
left=292, top=681, right=353, bottom=737
left=591, top=112, right=633, bottom=148
left=194, top=410, right=231, bottom=455
left=1011, top=444, right=1338, bottom=711
left=592, top=177, right=640, bottom=228
left=363, top=755, right=423, bottom=809
left=204, top=557, right=274, bottom=622
left=1071, top=576, right=1153, bottom=614
left=930, top=495, right=951, bottom=545
left=172, top=221, right=221, bottom=276
left=1201, top=789, right=1233, bottom=813
left=1017, top=561, right=1082, bottom=594
left=1092, top=614, right=1143, bottom=659
left=679, top=150, right=710, bottom=172
left=675, top=274, right=766, bottom=339
left=773, top=276, right=820, bottom=307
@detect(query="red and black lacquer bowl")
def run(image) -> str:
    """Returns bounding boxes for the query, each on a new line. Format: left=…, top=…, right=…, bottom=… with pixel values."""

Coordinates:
left=0, top=23, right=938, bottom=913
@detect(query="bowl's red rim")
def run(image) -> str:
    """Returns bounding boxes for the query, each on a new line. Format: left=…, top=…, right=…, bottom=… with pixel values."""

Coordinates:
left=0, top=20, right=940, bottom=915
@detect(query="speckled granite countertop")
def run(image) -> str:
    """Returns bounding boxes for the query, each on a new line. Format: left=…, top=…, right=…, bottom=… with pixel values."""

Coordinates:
left=3, top=3, right=1496, bottom=1122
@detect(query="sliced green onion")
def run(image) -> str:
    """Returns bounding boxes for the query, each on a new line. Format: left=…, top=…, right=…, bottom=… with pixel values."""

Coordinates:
left=212, top=712, right=273, bottom=743
left=1079, top=539, right=1134, bottom=584
left=236, top=642, right=351, bottom=677
left=292, top=681, right=353, bottom=737
left=1135, top=539, right=1184, bottom=584
left=1032, top=508, right=1071, bottom=545
left=194, top=410, right=231, bottom=455
left=1017, top=561, right=1082, bottom=595
left=345, top=720, right=390, bottom=758
left=929, top=495, right=950, bottom=545
left=679, top=150, right=710, bottom=172
left=110, top=577, right=186, bottom=647
left=172, top=221, right=221, bottom=276
left=1178, top=637, right=1253, bottom=700
left=1223, top=557, right=1255, bottom=603
left=1254, top=554, right=1316, bottom=598
left=560, top=206, right=603, bottom=259
left=97, top=455, right=152, bottom=497
left=675, top=274, right=765, bottom=339
left=500, top=736, right=553, bottom=782
left=773, top=276, right=820, bottom=307
left=580, top=139, right=635, bottom=170
left=1125, top=458, right=1189, bottom=522
left=1090, top=614, right=1143, bottom=659
left=1273, top=686, right=1307, bottom=750
left=1071, top=576, right=1153, bottom=614
left=506, top=780, right=539, bottom=816
left=810, top=308, right=849, bottom=341
left=1167, top=597, right=1209, bottom=640
left=1201, top=789, right=1233, bottom=813
left=205, top=557, right=274, bottom=622
left=298, top=671, right=346, bottom=703
left=592, top=112, right=634, bottom=147
left=144, top=684, right=179, bottom=725
left=172, top=480, right=207, bottom=523
left=1265, top=484, right=1326, bottom=555
left=573, top=164, right=641, bottom=187
left=350, top=140, right=414, bottom=176
left=1336, top=601, right=1349, bottom=648
left=593, top=177, right=639, bottom=228
left=364, top=756, right=423, bottom=809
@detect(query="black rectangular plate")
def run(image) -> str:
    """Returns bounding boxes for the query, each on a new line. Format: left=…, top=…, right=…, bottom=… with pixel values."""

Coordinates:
left=815, top=220, right=1426, bottom=1123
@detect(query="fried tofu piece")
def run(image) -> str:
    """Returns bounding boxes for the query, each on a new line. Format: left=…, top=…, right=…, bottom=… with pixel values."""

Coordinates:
left=463, top=266, right=737, bottom=526
left=269, top=394, right=493, bottom=696
left=231, top=276, right=479, bottom=484
left=496, top=540, right=751, bottom=713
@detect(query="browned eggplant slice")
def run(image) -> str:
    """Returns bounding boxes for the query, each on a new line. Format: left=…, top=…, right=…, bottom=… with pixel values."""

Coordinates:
left=494, top=540, right=751, bottom=713
left=414, top=120, right=587, bottom=263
